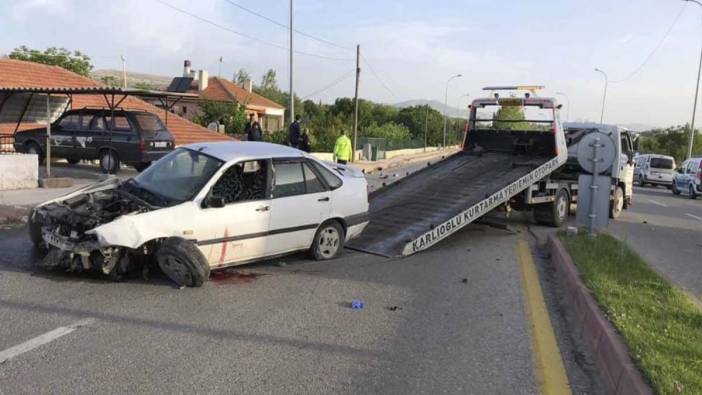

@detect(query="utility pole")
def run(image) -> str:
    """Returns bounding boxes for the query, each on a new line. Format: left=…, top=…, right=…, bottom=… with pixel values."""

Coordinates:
left=352, top=45, right=360, bottom=162
left=288, top=0, right=294, bottom=124
left=218, top=56, right=223, bottom=78
left=424, top=105, right=428, bottom=153
left=684, top=0, right=702, bottom=159
left=443, top=74, right=462, bottom=148
left=594, top=68, right=608, bottom=123
left=120, top=55, right=127, bottom=89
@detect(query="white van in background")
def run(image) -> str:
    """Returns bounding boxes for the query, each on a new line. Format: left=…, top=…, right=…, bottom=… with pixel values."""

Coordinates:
left=634, top=154, right=676, bottom=188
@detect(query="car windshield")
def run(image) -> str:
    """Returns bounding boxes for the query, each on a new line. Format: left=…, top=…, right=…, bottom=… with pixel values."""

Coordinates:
left=134, top=113, right=169, bottom=138
left=128, top=148, right=223, bottom=205
left=650, top=157, right=674, bottom=170
left=472, top=102, right=554, bottom=131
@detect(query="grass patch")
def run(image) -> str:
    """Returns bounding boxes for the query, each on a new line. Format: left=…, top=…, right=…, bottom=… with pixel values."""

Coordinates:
left=560, top=233, right=702, bottom=395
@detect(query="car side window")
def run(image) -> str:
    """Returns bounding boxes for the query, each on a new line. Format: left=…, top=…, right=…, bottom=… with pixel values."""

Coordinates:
left=58, top=114, right=80, bottom=130
left=310, top=161, right=342, bottom=190
left=211, top=160, right=269, bottom=204
left=273, top=161, right=306, bottom=198
left=302, top=162, right=325, bottom=194
left=79, top=114, right=92, bottom=130
left=91, top=115, right=106, bottom=131
left=105, top=115, right=132, bottom=132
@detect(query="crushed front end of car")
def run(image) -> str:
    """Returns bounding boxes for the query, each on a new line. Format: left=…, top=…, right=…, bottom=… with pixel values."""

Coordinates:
left=30, top=178, right=156, bottom=279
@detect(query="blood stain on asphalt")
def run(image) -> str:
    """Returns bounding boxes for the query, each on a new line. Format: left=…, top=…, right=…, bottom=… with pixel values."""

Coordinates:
left=210, top=270, right=267, bottom=285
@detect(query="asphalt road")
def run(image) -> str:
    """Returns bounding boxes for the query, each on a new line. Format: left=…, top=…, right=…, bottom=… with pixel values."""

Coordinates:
left=0, top=222, right=544, bottom=394
left=608, top=185, right=702, bottom=299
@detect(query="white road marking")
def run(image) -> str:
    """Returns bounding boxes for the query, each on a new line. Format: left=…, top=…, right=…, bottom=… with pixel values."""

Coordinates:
left=0, top=318, right=96, bottom=364
left=686, top=213, right=702, bottom=222
left=647, top=199, right=668, bottom=208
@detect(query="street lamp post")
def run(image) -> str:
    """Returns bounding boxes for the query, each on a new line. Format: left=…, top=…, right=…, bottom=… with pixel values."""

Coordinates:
left=443, top=74, right=462, bottom=148
left=555, top=91, right=570, bottom=122
left=594, top=68, right=608, bottom=124
left=684, top=0, right=702, bottom=159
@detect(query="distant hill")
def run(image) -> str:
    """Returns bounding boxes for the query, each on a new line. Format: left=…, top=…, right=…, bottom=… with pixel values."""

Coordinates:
left=393, top=99, right=469, bottom=119
left=91, top=69, right=173, bottom=90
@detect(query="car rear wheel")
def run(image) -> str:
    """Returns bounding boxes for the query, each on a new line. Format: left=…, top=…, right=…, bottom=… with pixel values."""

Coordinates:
left=25, top=142, right=45, bottom=165
left=690, top=185, right=698, bottom=200
left=133, top=162, right=151, bottom=172
left=610, top=186, right=624, bottom=219
left=638, top=175, right=646, bottom=187
left=672, top=182, right=681, bottom=195
left=66, top=158, right=80, bottom=165
left=156, top=237, right=210, bottom=287
left=312, top=221, right=344, bottom=260
left=99, top=150, right=120, bottom=174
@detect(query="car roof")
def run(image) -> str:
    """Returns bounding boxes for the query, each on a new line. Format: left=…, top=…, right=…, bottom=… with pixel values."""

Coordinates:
left=182, top=141, right=307, bottom=162
left=63, top=108, right=152, bottom=115
left=639, top=153, right=673, bottom=159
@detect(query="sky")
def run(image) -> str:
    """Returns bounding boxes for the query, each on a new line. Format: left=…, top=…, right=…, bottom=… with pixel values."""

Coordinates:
left=1, top=0, right=701, bottom=128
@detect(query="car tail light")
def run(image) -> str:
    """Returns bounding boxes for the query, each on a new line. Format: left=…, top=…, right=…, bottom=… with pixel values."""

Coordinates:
left=138, top=140, right=145, bottom=152
left=697, top=162, right=702, bottom=180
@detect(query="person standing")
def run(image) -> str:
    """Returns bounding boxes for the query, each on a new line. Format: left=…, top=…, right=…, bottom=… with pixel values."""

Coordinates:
left=248, top=121, right=263, bottom=142
left=244, top=113, right=255, bottom=136
left=299, top=128, right=311, bottom=153
left=333, top=129, right=353, bottom=164
left=288, top=114, right=301, bottom=148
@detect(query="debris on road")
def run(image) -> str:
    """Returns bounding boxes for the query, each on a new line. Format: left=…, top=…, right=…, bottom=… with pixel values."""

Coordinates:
left=351, top=299, right=364, bottom=309
left=386, top=306, right=403, bottom=311
left=461, top=278, right=468, bottom=284
left=0, top=205, right=29, bottom=225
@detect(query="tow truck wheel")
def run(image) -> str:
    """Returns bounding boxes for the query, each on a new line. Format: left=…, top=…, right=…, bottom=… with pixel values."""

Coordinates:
left=156, top=237, right=210, bottom=287
left=534, top=189, right=569, bottom=227
left=610, top=186, right=625, bottom=219
left=312, top=221, right=344, bottom=260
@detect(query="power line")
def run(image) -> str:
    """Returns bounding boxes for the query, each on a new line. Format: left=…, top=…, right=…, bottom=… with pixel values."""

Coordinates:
left=302, top=70, right=356, bottom=99
left=611, top=3, right=687, bottom=83
left=221, top=0, right=353, bottom=51
left=360, top=55, right=399, bottom=101
left=155, top=0, right=354, bottom=62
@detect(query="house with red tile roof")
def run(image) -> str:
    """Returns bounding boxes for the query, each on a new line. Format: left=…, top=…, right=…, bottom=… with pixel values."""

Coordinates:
left=0, top=58, right=232, bottom=146
left=155, top=60, right=285, bottom=133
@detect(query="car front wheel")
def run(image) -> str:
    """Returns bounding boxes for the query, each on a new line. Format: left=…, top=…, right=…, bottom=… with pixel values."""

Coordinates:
left=691, top=185, right=698, bottom=200
left=156, top=237, right=210, bottom=287
left=26, top=142, right=45, bottom=165
left=312, top=221, right=344, bottom=260
left=672, top=182, right=681, bottom=195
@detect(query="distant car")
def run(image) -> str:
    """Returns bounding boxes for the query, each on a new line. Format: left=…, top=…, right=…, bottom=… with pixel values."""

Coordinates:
left=13, top=108, right=175, bottom=173
left=634, top=154, right=676, bottom=188
left=29, top=142, right=370, bottom=287
left=672, top=157, right=702, bottom=199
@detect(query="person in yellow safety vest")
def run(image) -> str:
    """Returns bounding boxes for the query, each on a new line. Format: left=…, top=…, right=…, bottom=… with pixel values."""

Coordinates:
left=333, top=129, right=353, bottom=164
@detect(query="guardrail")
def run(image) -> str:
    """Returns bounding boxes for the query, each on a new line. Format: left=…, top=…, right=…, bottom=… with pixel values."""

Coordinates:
left=0, top=133, right=15, bottom=154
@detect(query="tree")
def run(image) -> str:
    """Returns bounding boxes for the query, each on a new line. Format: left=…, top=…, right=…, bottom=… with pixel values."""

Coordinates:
left=192, top=100, right=247, bottom=135
left=133, top=81, right=157, bottom=90
left=638, top=125, right=702, bottom=164
left=260, top=69, right=278, bottom=91
left=9, top=46, right=93, bottom=76
left=100, top=75, right=120, bottom=87
left=493, top=105, right=527, bottom=130
left=235, top=69, right=251, bottom=85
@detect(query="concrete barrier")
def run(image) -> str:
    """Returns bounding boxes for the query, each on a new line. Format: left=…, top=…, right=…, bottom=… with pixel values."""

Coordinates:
left=0, top=153, right=38, bottom=190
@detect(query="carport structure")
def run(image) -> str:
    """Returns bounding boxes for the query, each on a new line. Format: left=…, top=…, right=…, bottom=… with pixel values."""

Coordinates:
left=0, top=86, right=198, bottom=177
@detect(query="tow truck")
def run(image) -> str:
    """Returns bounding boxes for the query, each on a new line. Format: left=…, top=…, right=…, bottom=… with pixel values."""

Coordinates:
left=347, top=86, right=569, bottom=257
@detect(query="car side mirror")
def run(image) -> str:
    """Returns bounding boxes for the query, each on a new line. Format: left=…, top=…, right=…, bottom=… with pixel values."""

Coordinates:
left=205, top=196, right=226, bottom=208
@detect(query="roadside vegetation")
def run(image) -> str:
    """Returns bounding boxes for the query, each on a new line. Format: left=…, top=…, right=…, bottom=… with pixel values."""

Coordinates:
left=638, top=125, right=702, bottom=163
left=560, top=233, right=701, bottom=395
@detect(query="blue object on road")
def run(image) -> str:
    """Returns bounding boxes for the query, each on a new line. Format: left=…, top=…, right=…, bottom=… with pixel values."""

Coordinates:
left=351, top=299, right=364, bottom=309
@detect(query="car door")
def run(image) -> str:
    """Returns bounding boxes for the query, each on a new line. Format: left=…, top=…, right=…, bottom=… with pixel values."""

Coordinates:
left=266, top=158, right=331, bottom=255
left=72, top=112, right=99, bottom=159
left=51, top=113, right=80, bottom=158
left=195, top=159, right=272, bottom=266
left=105, top=113, right=139, bottom=163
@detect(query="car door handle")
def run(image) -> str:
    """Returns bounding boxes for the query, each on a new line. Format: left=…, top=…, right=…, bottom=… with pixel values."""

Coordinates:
left=256, top=206, right=270, bottom=212
left=317, top=197, right=330, bottom=202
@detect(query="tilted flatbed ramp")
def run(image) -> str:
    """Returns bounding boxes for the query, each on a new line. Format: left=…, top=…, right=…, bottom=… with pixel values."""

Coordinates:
left=347, top=151, right=563, bottom=257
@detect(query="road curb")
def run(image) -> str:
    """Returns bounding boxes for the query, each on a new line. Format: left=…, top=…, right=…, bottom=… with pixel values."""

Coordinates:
left=546, top=234, right=653, bottom=395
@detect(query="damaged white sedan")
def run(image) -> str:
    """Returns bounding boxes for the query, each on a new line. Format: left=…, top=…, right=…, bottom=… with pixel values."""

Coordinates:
left=30, top=142, right=369, bottom=287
